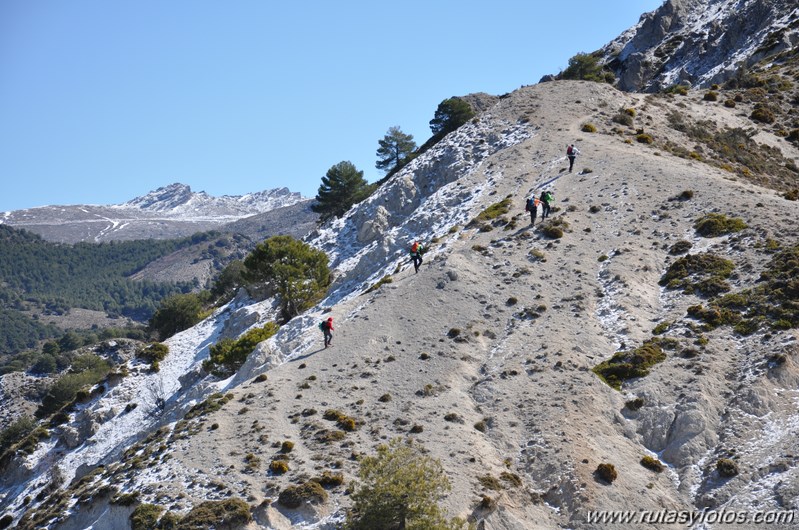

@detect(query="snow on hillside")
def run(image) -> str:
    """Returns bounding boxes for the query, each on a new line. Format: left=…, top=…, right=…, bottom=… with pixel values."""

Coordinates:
left=120, top=183, right=304, bottom=217
left=605, top=0, right=799, bottom=91
left=0, top=110, right=533, bottom=526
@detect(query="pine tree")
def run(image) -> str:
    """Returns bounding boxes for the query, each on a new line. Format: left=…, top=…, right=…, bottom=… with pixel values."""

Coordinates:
left=429, top=98, right=475, bottom=137
left=311, top=161, right=372, bottom=223
left=243, top=235, right=330, bottom=322
left=376, top=126, right=417, bottom=174
left=345, top=438, right=468, bottom=530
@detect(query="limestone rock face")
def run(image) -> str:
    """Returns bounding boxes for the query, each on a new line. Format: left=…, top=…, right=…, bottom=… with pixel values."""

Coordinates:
left=357, top=205, right=390, bottom=243
left=604, top=0, right=799, bottom=91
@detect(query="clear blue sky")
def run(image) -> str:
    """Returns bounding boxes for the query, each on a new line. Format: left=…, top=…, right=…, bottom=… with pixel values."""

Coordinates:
left=0, top=0, right=662, bottom=211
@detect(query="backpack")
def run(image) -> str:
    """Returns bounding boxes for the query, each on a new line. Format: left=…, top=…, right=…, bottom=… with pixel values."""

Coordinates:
left=545, top=191, right=553, bottom=203
left=567, top=145, right=574, bottom=156
left=525, top=197, right=534, bottom=211
left=319, top=321, right=327, bottom=331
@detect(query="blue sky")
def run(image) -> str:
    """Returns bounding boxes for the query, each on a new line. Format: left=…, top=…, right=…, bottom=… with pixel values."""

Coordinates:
left=0, top=0, right=662, bottom=211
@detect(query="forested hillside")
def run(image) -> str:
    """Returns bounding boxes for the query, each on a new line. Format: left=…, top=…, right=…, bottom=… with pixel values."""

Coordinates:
left=0, top=225, right=216, bottom=357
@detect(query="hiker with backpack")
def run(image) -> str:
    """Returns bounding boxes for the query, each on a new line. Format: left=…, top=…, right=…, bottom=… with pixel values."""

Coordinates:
left=410, top=241, right=426, bottom=273
left=539, top=190, right=553, bottom=220
left=525, top=195, right=541, bottom=225
left=319, top=317, right=334, bottom=348
left=566, top=144, right=579, bottom=172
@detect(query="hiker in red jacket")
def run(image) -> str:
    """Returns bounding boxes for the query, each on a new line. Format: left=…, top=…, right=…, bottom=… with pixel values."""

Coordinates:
left=321, top=317, right=334, bottom=348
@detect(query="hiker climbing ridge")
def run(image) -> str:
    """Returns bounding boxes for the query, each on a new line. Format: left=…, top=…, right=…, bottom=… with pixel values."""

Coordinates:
left=409, top=241, right=426, bottom=273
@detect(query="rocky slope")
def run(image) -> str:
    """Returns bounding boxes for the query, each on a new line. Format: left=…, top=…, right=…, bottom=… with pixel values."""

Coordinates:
left=602, top=0, right=799, bottom=91
left=2, top=76, right=797, bottom=529
left=0, top=184, right=312, bottom=243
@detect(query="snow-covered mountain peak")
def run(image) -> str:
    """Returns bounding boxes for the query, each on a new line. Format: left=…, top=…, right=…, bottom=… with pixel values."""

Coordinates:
left=121, top=183, right=305, bottom=216
left=122, top=182, right=197, bottom=211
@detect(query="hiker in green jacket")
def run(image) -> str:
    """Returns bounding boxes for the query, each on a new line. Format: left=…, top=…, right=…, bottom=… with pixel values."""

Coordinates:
left=539, top=191, right=553, bottom=220
left=410, top=241, right=426, bottom=273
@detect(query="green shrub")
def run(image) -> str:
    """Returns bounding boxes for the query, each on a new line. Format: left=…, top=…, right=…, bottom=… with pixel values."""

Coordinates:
left=244, top=453, right=261, bottom=471
left=716, top=458, right=739, bottom=477
left=470, top=198, right=512, bottom=226
left=156, top=512, right=180, bottom=529
left=652, top=321, right=670, bottom=335
left=636, top=133, right=654, bottom=144
left=270, top=460, right=289, bottom=474
left=689, top=245, right=799, bottom=332
left=581, top=123, right=597, bottom=133
left=279, top=481, right=328, bottom=509
left=312, top=471, right=345, bottom=488
left=177, top=498, right=252, bottom=529
left=281, top=441, right=295, bottom=453
left=750, top=106, right=775, bottom=123
left=37, top=354, right=111, bottom=418
left=149, top=292, right=208, bottom=341
left=668, top=240, right=693, bottom=255
left=703, top=91, right=719, bottom=101
left=500, top=472, right=522, bottom=488
left=130, top=503, right=164, bottom=530
left=243, top=235, right=331, bottom=322
left=595, top=463, right=617, bottom=483
left=593, top=340, right=667, bottom=390
left=204, top=322, right=279, bottom=376
left=694, top=213, right=747, bottom=237
left=111, top=492, right=140, bottom=506
left=625, top=398, right=644, bottom=411
left=0, top=416, right=36, bottom=456
left=138, top=343, right=168, bottom=364
left=443, top=412, right=462, bottom=423
left=640, top=456, right=665, bottom=472
left=344, top=438, right=466, bottom=530
left=724, top=99, right=736, bottom=108
left=659, top=252, right=735, bottom=297
left=365, top=275, right=393, bottom=294
left=612, top=113, right=633, bottom=126
left=539, top=218, right=568, bottom=239
left=665, top=84, right=689, bottom=96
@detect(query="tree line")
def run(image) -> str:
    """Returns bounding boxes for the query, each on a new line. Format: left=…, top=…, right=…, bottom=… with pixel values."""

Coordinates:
left=0, top=225, right=224, bottom=359
left=311, top=97, right=476, bottom=223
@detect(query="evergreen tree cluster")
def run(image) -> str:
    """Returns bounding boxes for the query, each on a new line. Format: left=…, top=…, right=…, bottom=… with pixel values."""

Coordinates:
left=0, top=225, right=212, bottom=321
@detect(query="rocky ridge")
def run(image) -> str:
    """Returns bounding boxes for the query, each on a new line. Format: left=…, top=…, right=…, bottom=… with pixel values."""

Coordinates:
left=602, top=0, right=799, bottom=91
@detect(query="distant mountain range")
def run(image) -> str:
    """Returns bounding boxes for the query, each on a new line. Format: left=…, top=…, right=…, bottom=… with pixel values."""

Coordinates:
left=0, top=183, right=315, bottom=243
